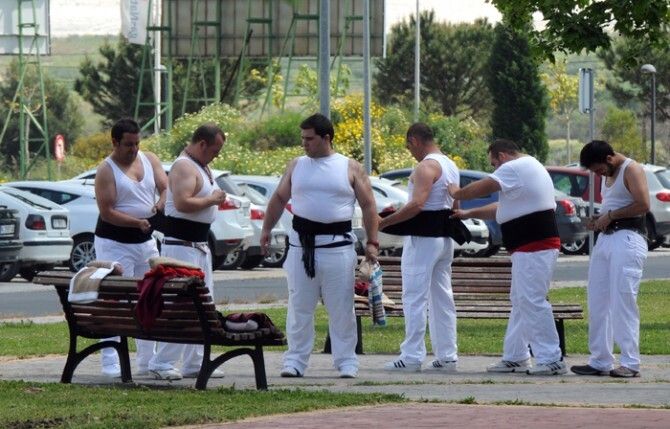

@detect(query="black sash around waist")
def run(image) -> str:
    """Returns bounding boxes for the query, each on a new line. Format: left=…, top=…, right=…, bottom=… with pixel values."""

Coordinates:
left=292, top=215, right=353, bottom=278
left=500, top=209, right=559, bottom=252
left=379, top=209, right=472, bottom=245
left=162, top=215, right=211, bottom=242
left=95, top=217, right=154, bottom=244
left=604, top=216, right=646, bottom=236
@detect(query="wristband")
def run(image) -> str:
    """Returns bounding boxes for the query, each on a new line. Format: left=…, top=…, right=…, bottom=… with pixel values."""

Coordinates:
left=366, top=240, right=380, bottom=249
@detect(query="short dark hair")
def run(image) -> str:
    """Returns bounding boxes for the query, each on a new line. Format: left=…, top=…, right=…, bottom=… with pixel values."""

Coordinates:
left=300, top=113, right=334, bottom=142
left=580, top=140, right=615, bottom=168
left=406, top=122, right=434, bottom=143
left=111, top=118, right=140, bottom=142
left=488, top=138, right=520, bottom=158
left=192, top=123, right=225, bottom=146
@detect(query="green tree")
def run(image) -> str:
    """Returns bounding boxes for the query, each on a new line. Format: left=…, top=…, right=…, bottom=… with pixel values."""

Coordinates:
left=490, top=0, right=669, bottom=63
left=487, top=23, right=549, bottom=161
left=374, top=11, right=494, bottom=120
left=0, top=60, right=84, bottom=170
left=75, top=37, right=279, bottom=127
left=599, top=32, right=670, bottom=122
left=541, top=60, right=579, bottom=163
left=601, top=107, right=646, bottom=161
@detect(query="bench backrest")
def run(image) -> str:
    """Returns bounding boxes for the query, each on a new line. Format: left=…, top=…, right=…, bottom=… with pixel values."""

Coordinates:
left=365, top=256, right=513, bottom=306
left=33, top=271, right=223, bottom=344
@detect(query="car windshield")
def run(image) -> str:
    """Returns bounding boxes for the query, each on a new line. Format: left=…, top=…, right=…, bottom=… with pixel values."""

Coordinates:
left=215, top=174, right=244, bottom=195
left=655, top=169, right=670, bottom=189
left=0, top=189, right=53, bottom=210
left=236, top=183, right=268, bottom=205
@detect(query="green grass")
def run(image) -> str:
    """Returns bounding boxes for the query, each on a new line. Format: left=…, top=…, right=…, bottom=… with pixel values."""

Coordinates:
left=2, top=282, right=669, bottom=358
left=0, top=381, right=404, bottom=429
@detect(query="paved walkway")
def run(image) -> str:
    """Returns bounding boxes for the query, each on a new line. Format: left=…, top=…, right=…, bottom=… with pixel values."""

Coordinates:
left=1, top=351, right=668, bottom=428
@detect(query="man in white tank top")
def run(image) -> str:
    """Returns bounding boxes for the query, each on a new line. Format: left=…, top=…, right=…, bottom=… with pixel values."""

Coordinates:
left=378, top=123, right=460, bottom=372
left=260, top=113, right=379, bottom=379
left=94, top=118, right=168, bottom=378
left=571, top=140, right=649, bottom=378
left=449, top=139, right=567, bottom=376
left=147, top=123, right=227, bottom=381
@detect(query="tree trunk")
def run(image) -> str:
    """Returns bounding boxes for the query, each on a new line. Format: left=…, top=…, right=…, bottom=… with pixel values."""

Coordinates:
left=565, top=117, right=571, bottom=164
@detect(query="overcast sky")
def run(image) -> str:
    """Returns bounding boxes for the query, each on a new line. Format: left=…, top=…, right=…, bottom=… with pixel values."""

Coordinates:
left=49, top=0, right=502, bottom=37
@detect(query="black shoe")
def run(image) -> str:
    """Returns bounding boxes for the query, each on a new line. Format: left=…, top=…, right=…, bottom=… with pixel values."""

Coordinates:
left=570, top=364, right=609, bottom=376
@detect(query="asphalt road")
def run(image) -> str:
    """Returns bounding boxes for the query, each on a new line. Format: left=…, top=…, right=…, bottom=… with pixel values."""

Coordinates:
left=1, top=248, right=669, bottom=319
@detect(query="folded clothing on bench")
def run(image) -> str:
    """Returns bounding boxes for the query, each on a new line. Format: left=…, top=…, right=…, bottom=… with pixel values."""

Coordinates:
left=218, top=312, right=285, bottom=340
left=136, top=263, right=205, bottom=331
left=68, top=260, right=123, bottom=304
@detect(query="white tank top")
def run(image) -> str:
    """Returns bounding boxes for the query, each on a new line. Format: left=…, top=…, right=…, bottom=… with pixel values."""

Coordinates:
left=407, top=153, right=458, bottom=210
left=291, top=153, right=355, bottom=223
left=601, top=158, right=635, bottom=213
left=165, top=156, right=219, bottom=224
left=105, top=151, right=156, bottom=219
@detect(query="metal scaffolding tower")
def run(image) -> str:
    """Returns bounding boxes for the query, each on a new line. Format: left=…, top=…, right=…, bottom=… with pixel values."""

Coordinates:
left=134, top=0, right=174, bottom=134
left=0, top=0, right=51, bottom=179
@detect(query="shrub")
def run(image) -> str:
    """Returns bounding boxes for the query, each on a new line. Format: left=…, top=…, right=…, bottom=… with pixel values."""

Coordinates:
left=236, top=110, right=303, bottom=150
left=601, top=107, right=646, bottom=162
left=70, top=131, right=111, bottom=163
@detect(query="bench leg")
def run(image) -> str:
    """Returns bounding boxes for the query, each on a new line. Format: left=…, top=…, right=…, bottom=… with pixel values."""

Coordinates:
left=199, top=346, right=269, bottom=391
left=555, top=319, right=566, bottom=357
left=250, top=345, right=268, bottom=390
left=117, top=337, right=132, bottom=383
left=61, top=337, right=125, bottom=383
left=323, top=316, right=364, bottom=355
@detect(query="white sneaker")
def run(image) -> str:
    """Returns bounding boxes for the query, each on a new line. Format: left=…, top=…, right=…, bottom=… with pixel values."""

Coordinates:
left=149, top=368, right=183, bottom=380
left=426, top=359, right=457, bottom=373
left=486, top=358, right=531, bottom=373
left=384, top=359, right=421, bottom=372
left=280, top=366, right=303, bottom=377
left=101, top=364, right=121, bottom=378
left=339, top=365, right=358, bottom=379
left=135, top=368, right=151, bottom=377
left=183, top=368, right=225, bottom=379
left=526, top=360, right=567, bottom=375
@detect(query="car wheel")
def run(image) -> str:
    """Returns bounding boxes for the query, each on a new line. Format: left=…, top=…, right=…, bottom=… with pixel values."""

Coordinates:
left=220, top=248, right=246, bottom=270
left=0, top=262, right=19, bottom=282
left=263, top=242, right=288, bottom=268
left=70, top=234, right=96, bottom=272
left=19, top=267, right=38, bottom=282
left=240, top=254, right=264, bottom=270
left=560, top=239, right=588, bottom=255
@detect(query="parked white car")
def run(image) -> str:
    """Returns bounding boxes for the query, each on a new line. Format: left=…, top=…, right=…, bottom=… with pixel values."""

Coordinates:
left=0, top=186, right=72, bottom=281
left=5, top=181, right=99, bottom=271
left=65, top=165, right=255, bottom=271
left=234, top=184, right=288, bottom=269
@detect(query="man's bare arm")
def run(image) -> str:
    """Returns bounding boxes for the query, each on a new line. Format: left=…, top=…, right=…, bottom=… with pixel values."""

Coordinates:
left=379, top=161, right=438, bottom=230
left=95, top=162, right=150, bottom=231
left=448, top=177, right=501, bottom=201
left=261, top=159, right=297, bottom=251
left=146, top=151, right=168, bottom=212
left=170, top=160, right=225, bottom=213
left=451, top=202, right=499, bottom=221
left=350, top=160, right=378, bottom=261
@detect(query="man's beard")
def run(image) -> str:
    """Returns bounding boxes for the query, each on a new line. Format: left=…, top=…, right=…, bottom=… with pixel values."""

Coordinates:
left=605, top=161, right=617, bottom=176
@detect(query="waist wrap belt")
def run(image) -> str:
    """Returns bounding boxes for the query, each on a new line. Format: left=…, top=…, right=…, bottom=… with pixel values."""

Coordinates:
left=380, top=209, right=472, bottom=244
left=162, top=216, right=211, bottom=242
left=292, top=215, right=352, bottom=278
left=500, top=209, right=559, bottom=252
left=604, top=216, right=646, bottom=236
left=95, top=217, right=153, bottom=244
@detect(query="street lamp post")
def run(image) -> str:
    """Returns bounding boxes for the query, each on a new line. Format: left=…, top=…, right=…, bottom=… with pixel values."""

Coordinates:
left=641, top=64, right=657, bottom=164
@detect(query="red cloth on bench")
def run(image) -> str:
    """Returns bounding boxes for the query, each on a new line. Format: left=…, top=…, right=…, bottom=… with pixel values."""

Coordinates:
left=136, top=265, right=205, bottom=331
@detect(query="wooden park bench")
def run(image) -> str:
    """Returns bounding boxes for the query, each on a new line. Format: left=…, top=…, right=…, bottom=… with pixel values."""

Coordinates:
left=327, top=256, right=583, bottom=356
left=33, top=271, right=285, bottom=390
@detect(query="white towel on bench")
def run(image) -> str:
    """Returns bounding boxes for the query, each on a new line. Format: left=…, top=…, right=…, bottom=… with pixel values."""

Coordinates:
left=68, top=260, right=123, bottom=304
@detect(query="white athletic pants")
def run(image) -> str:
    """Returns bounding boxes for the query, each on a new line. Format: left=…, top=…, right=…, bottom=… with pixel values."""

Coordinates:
left=282, top=243, right=358, bottom=374
left=94, top=236, right=158, bottom=371
left=503, top=249, right=562, bottom=365
left=149, top=242, right=214, bottom=374
left=398, top=236, right=457, bottom=364
left=587, top=230, right=647, bottom=372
